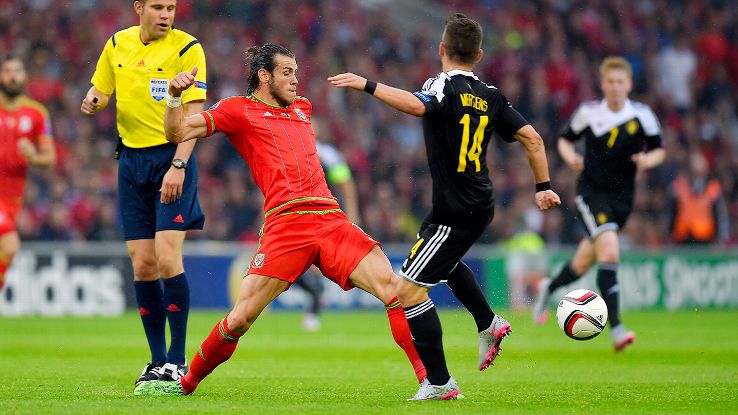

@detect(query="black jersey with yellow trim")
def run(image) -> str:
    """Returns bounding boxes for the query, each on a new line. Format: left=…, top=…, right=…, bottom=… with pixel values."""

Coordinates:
left=413, top=70, right=528, bottom=227
left=561, top=99, right=663, bottom=194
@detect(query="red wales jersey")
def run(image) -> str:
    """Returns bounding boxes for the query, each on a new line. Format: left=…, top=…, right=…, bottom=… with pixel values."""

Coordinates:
left=0, top=96, right=51, bottom=207
left=201, top=95, right=335, bottom=215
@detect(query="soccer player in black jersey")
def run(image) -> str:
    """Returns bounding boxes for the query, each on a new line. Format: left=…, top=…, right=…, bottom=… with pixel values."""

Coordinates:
left=330, top=13, right=560, bottom=399
left=532, top=57, right=665, bottom=352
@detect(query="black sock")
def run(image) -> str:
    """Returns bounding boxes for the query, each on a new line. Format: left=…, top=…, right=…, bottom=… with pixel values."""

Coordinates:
left=446, top=262, right=495, bottom=332
left=548, top=261, right=581, bottom=293
left=404, top=299, right=450, bottom=386
left=134, top=280, right=167, bottom=365
left=597, top=264, right=621, bottom=328
left=296, top=275, right=323, bottom=315
left=163, top=273, right=190, bottom=365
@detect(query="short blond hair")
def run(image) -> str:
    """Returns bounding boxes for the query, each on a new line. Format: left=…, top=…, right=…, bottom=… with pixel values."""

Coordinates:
left=599, top=57, right=632, bottom=79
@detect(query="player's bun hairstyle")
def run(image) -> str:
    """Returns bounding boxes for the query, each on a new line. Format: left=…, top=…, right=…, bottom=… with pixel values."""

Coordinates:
left=245, top=44, right=295, bottom=95
left=599, top=56, right=633, bottom=79
left=443, top=13, right=482, bottom=65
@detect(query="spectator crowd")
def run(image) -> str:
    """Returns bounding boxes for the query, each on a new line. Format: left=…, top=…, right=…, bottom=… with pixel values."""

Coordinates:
left=2, top=0, right=737, bottom=247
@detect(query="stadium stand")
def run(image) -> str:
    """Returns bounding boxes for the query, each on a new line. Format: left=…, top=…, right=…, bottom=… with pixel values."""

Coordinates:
left=2, top=0, right=736, bottom=247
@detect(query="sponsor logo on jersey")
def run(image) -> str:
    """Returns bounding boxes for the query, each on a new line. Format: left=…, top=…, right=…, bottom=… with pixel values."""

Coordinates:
left=209, top=101, right=220, bottom=110
left=626, top=119, right=639, bottom=135
left=252, top=253, right=266, bottom=268
left=150, top=78, right=169, bottom=101
left=263, top=111, right=274, bottom=117
left=413, top=91, right=432, bottom=103
left=294, top=108, right=308, bottom=121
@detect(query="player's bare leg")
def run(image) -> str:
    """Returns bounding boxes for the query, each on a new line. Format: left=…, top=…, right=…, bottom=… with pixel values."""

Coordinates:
left=0, top=231, right=20, bottom=291
left=135, top=274, right=289, bottom=396
left=348, top=246, right=427, bottom=383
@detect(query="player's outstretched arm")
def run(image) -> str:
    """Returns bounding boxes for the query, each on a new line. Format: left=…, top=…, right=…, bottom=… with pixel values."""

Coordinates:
left=164, top=67, right=208, bottom=143
left=80, top=86, right=111, bottom=115
left=328, top=72, right=426, bottom=116
left=515, top=125, right=561, bottom=210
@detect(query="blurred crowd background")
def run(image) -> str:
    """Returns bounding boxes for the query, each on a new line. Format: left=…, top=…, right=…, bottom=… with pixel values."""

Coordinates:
left=2, top=0, right=736, bottom=248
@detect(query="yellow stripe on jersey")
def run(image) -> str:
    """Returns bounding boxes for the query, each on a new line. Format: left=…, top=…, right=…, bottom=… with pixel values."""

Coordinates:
left=91, top=26, right=207, bottom=148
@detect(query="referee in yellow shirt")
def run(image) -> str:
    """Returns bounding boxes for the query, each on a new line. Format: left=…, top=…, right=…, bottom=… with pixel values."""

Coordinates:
left=80, top=0, right=206, bottom=388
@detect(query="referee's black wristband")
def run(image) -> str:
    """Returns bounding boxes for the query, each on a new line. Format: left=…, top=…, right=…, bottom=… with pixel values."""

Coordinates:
left=364, top=80, right=377, bottom=95
left=535, top=181, right=552, bottom=192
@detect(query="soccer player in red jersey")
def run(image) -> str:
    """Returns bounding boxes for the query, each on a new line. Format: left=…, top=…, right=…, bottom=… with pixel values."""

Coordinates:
left=0, top=54, right=56, bottom=291
left=134, top=44, right=425, bottom=397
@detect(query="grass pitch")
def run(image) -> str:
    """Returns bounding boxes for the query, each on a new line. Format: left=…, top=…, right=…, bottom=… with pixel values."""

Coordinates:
left=1, top=309, right=736, bottom=414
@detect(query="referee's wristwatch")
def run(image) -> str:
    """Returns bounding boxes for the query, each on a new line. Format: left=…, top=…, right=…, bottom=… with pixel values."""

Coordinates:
left=171, top=158, right=187, bottom=169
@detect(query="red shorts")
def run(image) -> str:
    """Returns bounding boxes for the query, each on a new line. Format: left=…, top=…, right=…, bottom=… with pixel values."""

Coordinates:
left=248, top=209, right=379, bottom=290
left=0, top=199, right=20, bottom=237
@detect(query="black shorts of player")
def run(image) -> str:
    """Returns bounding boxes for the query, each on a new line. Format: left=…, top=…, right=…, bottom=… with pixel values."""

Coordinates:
left=575, top=190, right=633, bottom=240
left=399, top=215, right=490, bottom=288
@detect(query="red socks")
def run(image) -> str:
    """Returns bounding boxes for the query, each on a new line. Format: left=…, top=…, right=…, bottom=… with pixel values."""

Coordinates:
left=0, top=259, right=7, bottom=290
left=181, top=315, right=241, bottom=394
left=180, top=300, right=426, bottom=394
left=385, top=297, right=427, bottom=383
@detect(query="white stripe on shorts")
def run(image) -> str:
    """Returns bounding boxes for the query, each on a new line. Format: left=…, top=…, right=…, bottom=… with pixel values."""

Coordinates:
left=404, top=225, right=451, bottom=279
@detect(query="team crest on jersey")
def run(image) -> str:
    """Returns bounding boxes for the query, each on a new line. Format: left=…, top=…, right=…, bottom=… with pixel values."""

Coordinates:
left=149, top=78, right=169, bottom=101
left=252, top=253, right=266, bottom=268
left=626, top=120, right=639, bottom=135
left=294, top=108, right=308, bottom=121
left=19, top=116, right=32, bottom=133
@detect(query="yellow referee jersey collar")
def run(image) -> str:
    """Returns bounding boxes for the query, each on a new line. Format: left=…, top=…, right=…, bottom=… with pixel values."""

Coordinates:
left=137, top=26, right=174, bottom=46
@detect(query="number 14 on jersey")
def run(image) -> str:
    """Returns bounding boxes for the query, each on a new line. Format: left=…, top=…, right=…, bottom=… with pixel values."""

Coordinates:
left=458, top=114, right=488, bottom=172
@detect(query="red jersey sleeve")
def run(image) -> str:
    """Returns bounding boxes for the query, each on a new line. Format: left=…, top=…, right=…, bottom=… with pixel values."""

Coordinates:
left=200, top=97, right=244, bottom=136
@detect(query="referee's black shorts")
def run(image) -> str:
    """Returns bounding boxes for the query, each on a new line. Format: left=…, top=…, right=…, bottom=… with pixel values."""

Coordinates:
left=575, top=190, right=633, bottom=240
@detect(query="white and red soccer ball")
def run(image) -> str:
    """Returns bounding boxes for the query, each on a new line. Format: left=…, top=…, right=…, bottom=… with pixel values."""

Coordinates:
left=556, top=289, right=608, bottom=340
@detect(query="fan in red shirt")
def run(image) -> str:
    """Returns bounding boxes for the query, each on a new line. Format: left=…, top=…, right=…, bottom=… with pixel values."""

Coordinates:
left=0, top=54, right=56, bottom=291
left=133, top=44, right=425, bottom=397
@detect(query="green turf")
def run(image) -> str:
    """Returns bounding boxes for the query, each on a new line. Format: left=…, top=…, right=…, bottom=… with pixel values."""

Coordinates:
left=1, top=309, right=736, bottom=414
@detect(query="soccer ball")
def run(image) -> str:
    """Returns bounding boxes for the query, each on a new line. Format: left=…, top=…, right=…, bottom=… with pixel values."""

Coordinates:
left=556, top=289, right=608, bottom=340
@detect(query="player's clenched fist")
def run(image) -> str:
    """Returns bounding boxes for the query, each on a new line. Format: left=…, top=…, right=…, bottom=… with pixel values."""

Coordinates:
left=327, top=72, right=368, bottom=91
left=535, top=189, right=561, bottom=211
left=169, top=66, right=198, bottom=96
